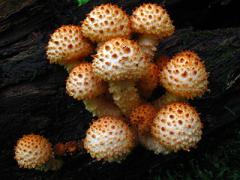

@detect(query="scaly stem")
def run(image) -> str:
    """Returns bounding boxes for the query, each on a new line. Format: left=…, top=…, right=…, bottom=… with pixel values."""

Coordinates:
left=109, top=81, right=143, bottom=116
left=83, top=95, right=123, bottom=118
left=137, top=34, right=159, bottom=59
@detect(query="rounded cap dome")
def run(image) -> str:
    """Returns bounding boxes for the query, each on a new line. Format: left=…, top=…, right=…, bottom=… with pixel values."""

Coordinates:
left=160, top=51, right=209, bottom=99
left=47, top=25, right=93, bottom=64
left=82, top=4, right=131, bottom=42
left=84, top=116, right=136, bottom=162
left=130, top=104, right=157, bottom=134
left=15, top=134, right=53, bottom=169
left=151, top=102, right=203, bottom=152
left=131, top=3, right=175, bottom=39
left=66, top=63, right=107, bottom=100
left=93, top=38, right=149, bottom=81
left=138, top=63, right=159, bottom=97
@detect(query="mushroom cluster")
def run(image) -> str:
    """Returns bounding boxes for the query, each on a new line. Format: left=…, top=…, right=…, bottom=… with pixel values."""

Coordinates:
left=15, top=3, right=209, bottom=169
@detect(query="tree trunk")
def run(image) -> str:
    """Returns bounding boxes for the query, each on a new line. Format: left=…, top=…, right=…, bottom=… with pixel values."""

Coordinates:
left=0, top=0, right=239, bottom=179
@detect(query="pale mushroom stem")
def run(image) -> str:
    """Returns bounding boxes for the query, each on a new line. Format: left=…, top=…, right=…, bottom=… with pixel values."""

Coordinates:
left=137, top=34, right=160, bottom=59
left=153, top=92, right=186, bottom=109
left=83, top=95, right=123, bottom=118
left=109, top=81, right=143, bottom=116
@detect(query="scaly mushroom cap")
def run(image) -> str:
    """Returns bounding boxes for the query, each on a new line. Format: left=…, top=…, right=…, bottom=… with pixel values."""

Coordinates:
left=139, top=134, right=171, bottom=155
left=82, top=4, right=131, bottom=43
left=130, top=104, right=157, bottom=134
left=138, top=63, right=159, bottom=97
left=151, top=102, right=203, bottom=152
left=84, top=116, right=136, bottom=162
left=160, top=51, right=209, bottom=99
left=131, top=3, right=175, bottom=39
left=15, top=134, right=53, bottom=169
left=93, top=38, right=149, bottom=81
left=66, top=63, right=107, bottom=100
left=47, top=25, right=93, bottom=64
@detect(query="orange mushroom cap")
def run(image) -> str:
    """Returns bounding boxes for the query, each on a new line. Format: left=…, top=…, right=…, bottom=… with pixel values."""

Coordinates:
left=82, top=4, right=131, bottom=43
left=66, top=62, right=107, bottom=100
left=93, top=38, right=149, bottom=81
left=46, top=25, right=93, bottom=65
left=131, top=3, right=175, bottom=39
left=160, top=51, right=209, bottom=99
left=151, top=102, right=203, bottom=152
left=84, top=116, right=136, bottom=162
left=15, top=134, right=53, bottom=169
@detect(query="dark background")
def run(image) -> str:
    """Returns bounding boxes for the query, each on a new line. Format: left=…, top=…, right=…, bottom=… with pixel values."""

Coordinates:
left=0, top=0, right=240, bottom=179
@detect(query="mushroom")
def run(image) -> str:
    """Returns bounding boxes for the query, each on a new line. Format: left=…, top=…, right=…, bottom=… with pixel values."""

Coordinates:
left=93, top=38, right=150, bottom=116
left=131, top=3, right=175, bottom=59
left=130, top=104, right=171, bottom=154
left=66, top=62, right=122, bottom=117
left=81, top=4, right=131, bottom=46
left=151, top=102, right=203, bottom=152
left=137, top=63, right=159, bottom=98
left=130, top=104, right=157, bottom=135
left=160, top=50, right=209, bottom=99
left=14, top=134, right=53, bottom=169
left=84, top=116, right=136, bottom=162
left=46, top=25, right=93, bottom=72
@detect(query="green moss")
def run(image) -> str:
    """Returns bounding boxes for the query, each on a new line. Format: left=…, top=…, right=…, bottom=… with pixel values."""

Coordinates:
left=76, top=0, right=90, bottom=6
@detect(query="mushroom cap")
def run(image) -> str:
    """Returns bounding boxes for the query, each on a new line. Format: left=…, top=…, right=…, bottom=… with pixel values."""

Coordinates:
left=82, top=4, right=131, bottom=43
left=138, top=63, right=159, bottom=97
left=93, top=38, right=149, bottom=81
left=139, top=134, right=171, bottom=155
left=84, top=116, right=136, bottom=162
left=130, top=104, right=157, bottom=134
left=160, top=51, right=209, bottom=99
left=46, top=25, right=93, bottom=64
left=131, top=3, right=175, bottom=39
left=15, top=134, right=53, bottom=169
left=151, top=102, right=203, bottom=152
left=66, top=62, right=107, bottom=100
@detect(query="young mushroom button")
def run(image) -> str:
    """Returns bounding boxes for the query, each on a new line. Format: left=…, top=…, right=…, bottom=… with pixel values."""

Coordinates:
left=84, top=116, right=136, bottom=162
left=15, top=134, right=53, bottom=169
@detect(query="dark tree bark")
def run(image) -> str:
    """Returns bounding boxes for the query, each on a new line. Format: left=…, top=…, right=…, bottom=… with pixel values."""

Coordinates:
left=0, top=0, right=239, bottom=179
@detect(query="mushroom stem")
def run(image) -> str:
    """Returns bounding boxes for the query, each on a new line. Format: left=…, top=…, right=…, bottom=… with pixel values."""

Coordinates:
left=153, top=92, right=186, bottom=109
left=109, top=81, right=143, bottom=116
left=83, top=95, right=123, bottom=118
left=137, top=34, right=159, bottom=59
